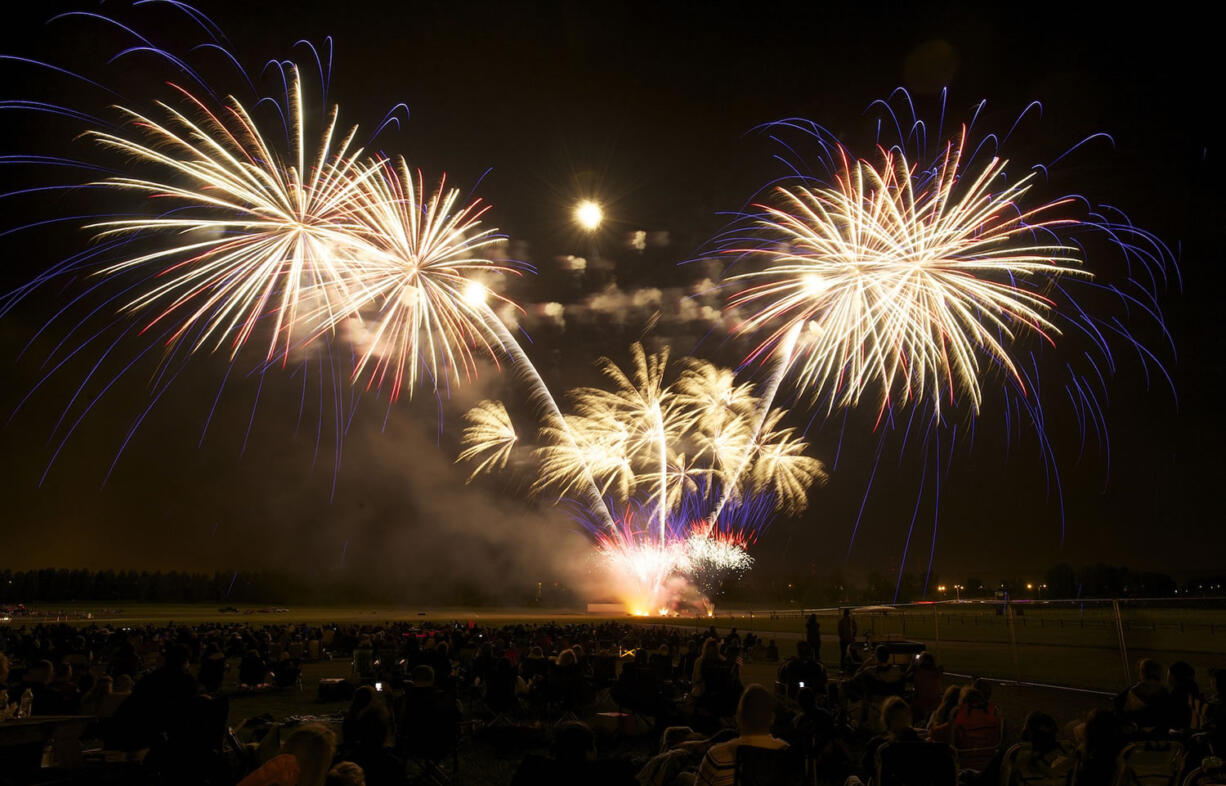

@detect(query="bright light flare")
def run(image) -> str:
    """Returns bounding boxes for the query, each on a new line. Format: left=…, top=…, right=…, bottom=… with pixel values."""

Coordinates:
left=574, top=200, right=604, bottom=231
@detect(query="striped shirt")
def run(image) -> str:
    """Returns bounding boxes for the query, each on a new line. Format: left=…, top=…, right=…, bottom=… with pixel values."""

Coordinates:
left=695, top=734, right=789, bottom=786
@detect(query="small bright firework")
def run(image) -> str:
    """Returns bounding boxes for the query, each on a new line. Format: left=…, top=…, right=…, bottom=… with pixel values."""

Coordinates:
left=88, top=66, right=384, bottom=360
left=727, top=128, right=1085, bottom=416
left=684, top=528, right=754, bottom=600
left=455, top=400, right=518, bottom=480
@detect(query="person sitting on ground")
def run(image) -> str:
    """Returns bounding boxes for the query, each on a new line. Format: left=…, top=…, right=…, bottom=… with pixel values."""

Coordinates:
left=690, top=684, right=790, bottom=786
left=80, top=674, right=113, bottom=716
left=926, top=685, right=961, bottom=744
left=199, top=640, right=227, bottom=693
left=777, top=640, right=827, bottom=698
left=690, top=638, right=724, bottom=698
left=908, top=651, right=944, bottom=721
left=239, top=723, right=337, bottom=786
left=787, top=686, right=834, bottom=761
left=49, top=660, right=82, bottom=713
left=98, top=674, right=132, bottom=718
left=859, top=695, right=922, bottom=781
left=511, top=720, right=636, bottom=785
left=950, top=686, right=1002, bottom=758
left=1206, top=669, right=1226, bottom=747
left=1167, top=660, right=1203, bottom=731
left=342, top=687, right=377, bottom=749
left=1073, top=708, right=1124, bottom=786
left=983, top=710, right=1074, bottom=786
left=340, top=701, right=403, bottom=786
left=855, top=645, right=904, bottom=697
left=1115, top=658, right=1170, bottom=734
left=240, top=648, right=268, bottom=687
left=399, top=665, right=462, bottom=763
left=113, top=644, right=198, bottom=750
left=19, top=659, right=67, bottom=715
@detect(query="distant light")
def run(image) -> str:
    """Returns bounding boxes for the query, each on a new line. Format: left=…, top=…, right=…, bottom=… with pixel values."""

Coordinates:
left=1026, top=583, right=1034, bottom=590
left=574, top=200, right=603, bottom=231
left=462, top=281, right=488, bottom=307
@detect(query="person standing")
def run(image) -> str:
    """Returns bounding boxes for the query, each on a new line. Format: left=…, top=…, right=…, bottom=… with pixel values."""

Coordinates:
left=837, top=609, right=856, bottom=669
left=805, top=614, right=821, bottom=663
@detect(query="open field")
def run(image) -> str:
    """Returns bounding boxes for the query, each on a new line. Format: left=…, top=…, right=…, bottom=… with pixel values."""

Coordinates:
left=6, top=599, right=1226, bottom=693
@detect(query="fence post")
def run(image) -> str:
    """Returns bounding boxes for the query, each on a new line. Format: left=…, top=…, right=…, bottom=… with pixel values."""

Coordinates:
left=933, top=605, right=942, bottom=663
left=1112, top=599, right=1131, bottom=688
left=1004, top=595, right=1022, bottom=684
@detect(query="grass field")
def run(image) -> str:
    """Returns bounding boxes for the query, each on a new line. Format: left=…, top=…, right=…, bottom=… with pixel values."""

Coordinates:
left=9, top=599, right=1226, bottom=693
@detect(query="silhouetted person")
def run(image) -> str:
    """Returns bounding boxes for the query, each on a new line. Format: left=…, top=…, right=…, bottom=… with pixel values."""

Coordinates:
left=114, top=644, right=199, bottom=753
left=805, top=614, right=822, bottom=662
left=837, top=609, right=857, bottom=668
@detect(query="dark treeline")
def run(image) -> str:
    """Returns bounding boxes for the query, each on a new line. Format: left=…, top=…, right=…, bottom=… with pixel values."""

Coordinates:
left=0, top=568, right=575, bottom=607
left=2, top=564, right=1223, bottom=607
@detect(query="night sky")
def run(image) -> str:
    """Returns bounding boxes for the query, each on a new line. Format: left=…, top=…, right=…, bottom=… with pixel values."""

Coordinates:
left=1, top=1, right=1222, bottom=593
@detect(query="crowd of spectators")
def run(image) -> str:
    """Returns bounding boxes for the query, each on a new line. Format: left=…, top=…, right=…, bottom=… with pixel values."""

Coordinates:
left=1, top=616, right=1224, bottom=785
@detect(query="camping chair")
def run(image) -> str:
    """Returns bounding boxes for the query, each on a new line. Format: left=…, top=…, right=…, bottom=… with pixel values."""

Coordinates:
left=1113, top=740, right=1187, bottom=786
left=876, top=740, right=958, bottom=786
left=999, top=742, right=1077, bottom=786
left=733, top=744, right=804, bottom=786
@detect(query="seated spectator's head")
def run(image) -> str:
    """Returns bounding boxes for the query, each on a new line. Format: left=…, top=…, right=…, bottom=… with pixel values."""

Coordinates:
left=556, top=648, right=577, bottom=667
left=89, top=675, right=113, bottom=697
left=958, top=687, right=987, bottom=710
left=701, top=637, right=720, bottom=660
left=795, top=686, right=816, bottom=713
left=30, top=660, right=53, bottom=685
left=553, top=721, right=596, bottom=764
left=347, top=685, right=377, bottom=717
left=881, top=695, right=912, bottom=735
left=934, top=685, right=960, bottom=720
left=1138, top=658, right=1162, bottom=683
left=529, top=646, right=544, bottom=659
left=351, top=704, right=391, bottom=749
left=1021, top=711, right=1060, bottom=754
left=412, top=664, right=435, bottom=687
left=571, top=644, right=584, bottom=660
left=1212, top=668, right=1226, bottom=699
left=283, top=724, right=337, bottom=786
left=326, top=762, right=366, bottom=786
left=875, top=645, right=890, bottom=664
left=1168, top=661, right=1196, bottom=691
left=971, top=677, right=993, bottom=702
left=916, top=651, right=935, bottom=669
left=163, top=643, right=190, bottom=671
left=736, top=684, right=776, bottom=736
left=634, top=647, right=649, bottom=666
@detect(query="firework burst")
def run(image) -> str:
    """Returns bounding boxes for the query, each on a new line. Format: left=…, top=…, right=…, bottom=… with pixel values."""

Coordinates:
left=728, top=128, right=1085, bottom=416
left=339, top=160, right=522, bottom=400
left=89, top=66, right=384, bottom=361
